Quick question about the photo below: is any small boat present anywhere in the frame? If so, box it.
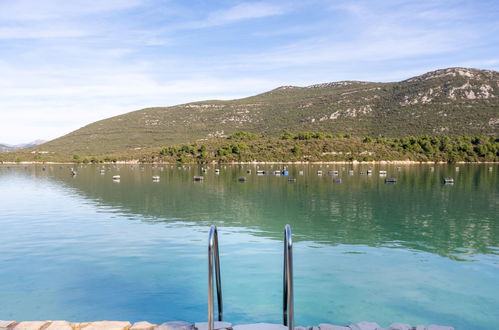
[256,170,265,175]
[488,167,493,172]
[317,170,323,176]
[288,178,297,183]
[215,169,220,174]
[238,177,247,182]
[193,176,204,181]
[273,170,281,176]
[443,177,454,184]
[282,170,289,176]
[367,169,372,175]
[333,178,342,184]
[384,178,397,183]
[299,170,304,175]
[152,176,160,181]
[112,175,121,180]
[348,170,354,175]
[246,169,252,174]
[379,170,387,176]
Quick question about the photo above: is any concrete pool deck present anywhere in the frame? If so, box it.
[0,320,454,330]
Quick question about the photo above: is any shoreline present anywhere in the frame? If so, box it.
[1,160,498,165]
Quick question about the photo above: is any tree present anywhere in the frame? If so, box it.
[291,146,301,154]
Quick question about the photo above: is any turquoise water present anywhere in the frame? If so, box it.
[0,164,497,329]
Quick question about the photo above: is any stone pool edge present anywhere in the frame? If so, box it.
[0,320,454,330]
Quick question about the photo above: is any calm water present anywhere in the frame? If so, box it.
[0,164,497,329]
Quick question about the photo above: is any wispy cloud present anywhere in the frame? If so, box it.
[0,0,143,21]
[183,2,288,29]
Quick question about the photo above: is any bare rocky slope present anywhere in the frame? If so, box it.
[30,67,499,156]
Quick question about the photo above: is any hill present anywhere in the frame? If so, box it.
[0,140,46,153]
[11,68,499,157]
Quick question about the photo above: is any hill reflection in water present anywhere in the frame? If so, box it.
[43,164,498,261]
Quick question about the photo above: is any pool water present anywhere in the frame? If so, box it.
[0,164,497,329]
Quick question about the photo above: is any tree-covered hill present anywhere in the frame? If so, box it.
[8,67,499,158]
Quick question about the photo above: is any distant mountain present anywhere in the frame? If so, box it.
[28,67,499,156]
[0,140,46,153]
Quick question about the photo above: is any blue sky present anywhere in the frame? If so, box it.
[0,0,498,144]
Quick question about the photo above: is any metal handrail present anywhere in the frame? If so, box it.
[283,224,294,330]
[208,225,223,330]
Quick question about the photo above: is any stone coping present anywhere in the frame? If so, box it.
[0,321,453,330]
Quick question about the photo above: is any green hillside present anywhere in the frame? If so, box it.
[8,67,499,158]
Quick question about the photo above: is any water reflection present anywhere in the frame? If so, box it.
[5,164,497,260]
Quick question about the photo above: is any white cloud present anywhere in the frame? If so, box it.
[0,0,143,21]
[0,26,91,39]
[184,2,287,29]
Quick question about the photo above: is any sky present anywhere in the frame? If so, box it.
[0,0,498,144]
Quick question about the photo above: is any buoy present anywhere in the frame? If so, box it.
[443,177,454,184]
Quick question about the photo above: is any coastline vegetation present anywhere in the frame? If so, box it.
[1,132,497,164]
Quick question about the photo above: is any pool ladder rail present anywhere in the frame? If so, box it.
[207,224,295,330]
[208,225,223,330]
[283,224,294,330]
